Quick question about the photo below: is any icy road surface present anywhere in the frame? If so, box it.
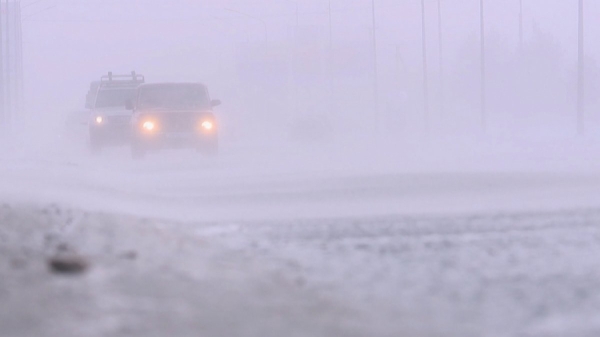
[2,130,600,336]
[2,131,600,222]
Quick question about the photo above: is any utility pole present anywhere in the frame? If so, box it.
[328,0,334,117]
[19,1,22,116]
[519,0,523,51]
[0,0,4,127]
[577,0,584,135]
[292,1,298,115]
[15,0,21,117]
[395,44,399,76]
[437,0,443,115]
[5,0,10,126]
[480,0,486,131]
[421,0,429,131]
[371,0,378,126]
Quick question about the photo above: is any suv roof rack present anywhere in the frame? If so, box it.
[99,71,145,88]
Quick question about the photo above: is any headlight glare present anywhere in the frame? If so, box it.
[142,121,155,131]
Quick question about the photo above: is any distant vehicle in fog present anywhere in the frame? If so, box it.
[127,82,221,159]
[88,72,145,153]
[85,81,100,110]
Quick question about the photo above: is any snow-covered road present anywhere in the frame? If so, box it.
[2,130,600,336]
[3,131,600,222]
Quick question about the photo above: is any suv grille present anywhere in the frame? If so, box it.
[161,114,195,132]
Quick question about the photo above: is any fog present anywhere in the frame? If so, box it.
[2,0,600,217]
[6,2,600,336]
[19,0,600,137]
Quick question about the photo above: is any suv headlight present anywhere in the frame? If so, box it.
[142,121,156,131]
[201,120,214,131]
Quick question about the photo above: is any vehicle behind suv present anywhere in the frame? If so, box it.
[88,72,144,153]
[128,82,221,159]
[85,81,100,109]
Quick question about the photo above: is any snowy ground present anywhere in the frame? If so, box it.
[2,204,600,336]
[215,210,600,337]
[2,123,600,336]
[0,205,368,337]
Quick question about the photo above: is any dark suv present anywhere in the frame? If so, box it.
[127,83,221,159]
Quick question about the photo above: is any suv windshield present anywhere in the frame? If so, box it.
[94,88,136,108]
[138,84,209,110]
